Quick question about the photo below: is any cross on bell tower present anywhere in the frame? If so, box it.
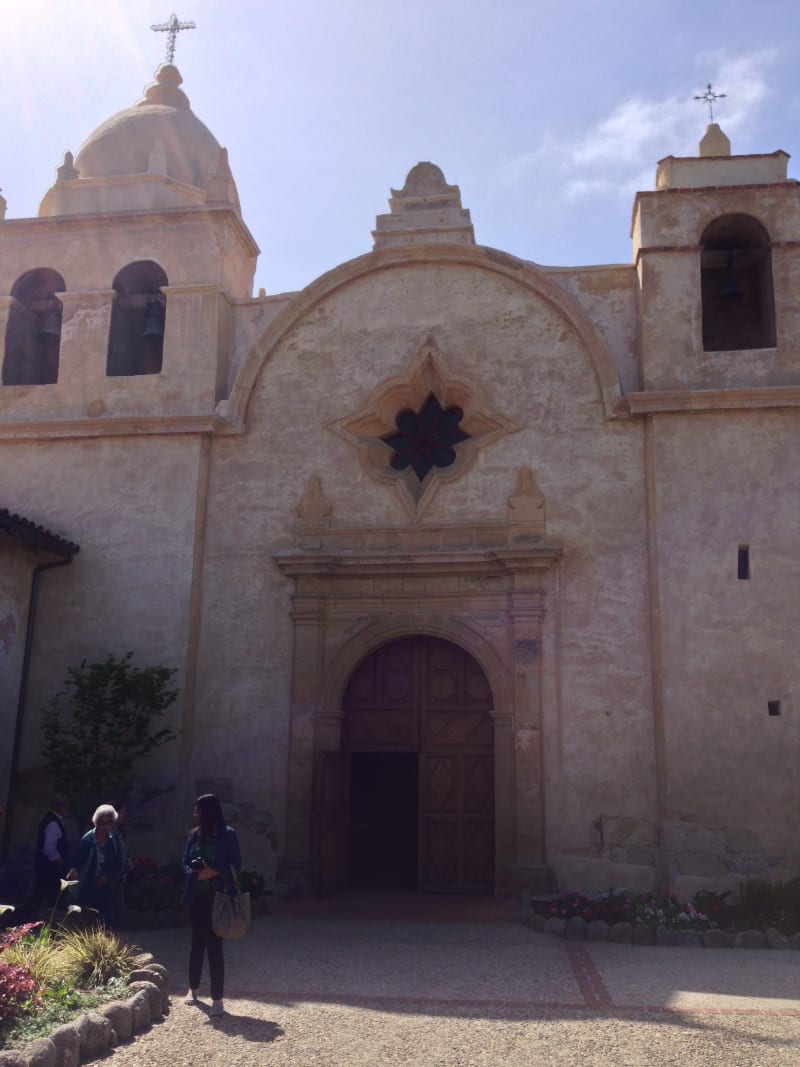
[694,82,727,124]
[151,13,196,64]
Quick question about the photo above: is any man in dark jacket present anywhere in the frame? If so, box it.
[29,794,71,912]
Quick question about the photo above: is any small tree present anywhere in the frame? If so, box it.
[41,653,179,824]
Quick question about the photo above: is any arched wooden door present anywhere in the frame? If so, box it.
[316,635,495,894]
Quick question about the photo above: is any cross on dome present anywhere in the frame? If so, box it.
[151,13,196,64]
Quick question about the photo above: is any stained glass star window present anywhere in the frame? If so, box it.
[381,392,470,482]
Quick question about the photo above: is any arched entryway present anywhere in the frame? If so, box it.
[313,635,495,895]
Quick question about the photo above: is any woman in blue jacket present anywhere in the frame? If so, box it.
[181,793,241,1017]
[67,804,124,927]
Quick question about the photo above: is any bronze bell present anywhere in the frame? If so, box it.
[720,254,743,302]
[37,299,62,339]
[142,295,165,338]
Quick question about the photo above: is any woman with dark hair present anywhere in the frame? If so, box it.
[181,794,241,1016]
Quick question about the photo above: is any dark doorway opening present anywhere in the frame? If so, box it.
[348,753,418,890]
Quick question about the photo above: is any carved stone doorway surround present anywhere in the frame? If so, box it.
[275,472,562,896]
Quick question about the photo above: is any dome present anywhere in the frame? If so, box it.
[39,65,240,217]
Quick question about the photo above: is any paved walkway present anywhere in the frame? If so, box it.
[103,892,800,1066]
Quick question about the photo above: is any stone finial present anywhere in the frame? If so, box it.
[373,161,475,250]
[0,188,6,220]
[205,147,235,204]
[138,64,191,109]
[699,123,731,158]
[295,476,331,531]
[507,468,545,532]
[56,151,80,182]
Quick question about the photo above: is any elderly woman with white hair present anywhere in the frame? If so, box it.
[66,804,124,926]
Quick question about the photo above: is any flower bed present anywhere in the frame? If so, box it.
[528,880,800,947]
[0,887,164,1057]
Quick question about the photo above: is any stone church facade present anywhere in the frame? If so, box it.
[1,66,798,900]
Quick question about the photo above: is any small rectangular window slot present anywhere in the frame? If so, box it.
[767,701,781,717]
[737,545,750,580]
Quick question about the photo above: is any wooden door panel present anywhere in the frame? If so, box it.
[342,636,495,895]
[419,818,459,889]
[311,752,350,896]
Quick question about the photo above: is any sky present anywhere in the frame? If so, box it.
[2,0,800,296]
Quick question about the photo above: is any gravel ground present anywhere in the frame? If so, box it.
[98,912,800,1067]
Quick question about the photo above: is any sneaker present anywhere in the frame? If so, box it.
[183,990,199,1005]
[209,999,225,1017]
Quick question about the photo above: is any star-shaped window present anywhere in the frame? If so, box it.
[381,393,470,482]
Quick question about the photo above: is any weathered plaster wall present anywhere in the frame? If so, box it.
[0,436,202,856]
[0,543,36,813]
[636,184,800,391]
[651,410,800,897]
[0,212,255,301]
[194,258,654,887]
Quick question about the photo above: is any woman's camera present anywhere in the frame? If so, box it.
[189,857,205,872]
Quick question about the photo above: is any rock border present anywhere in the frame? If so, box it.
[525,911,800,949]
[0,956,169,1067]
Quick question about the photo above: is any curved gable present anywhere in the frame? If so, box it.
[222,244,626,426]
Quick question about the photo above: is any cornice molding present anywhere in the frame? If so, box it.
[0,411,243,441]
[626,385,800,415]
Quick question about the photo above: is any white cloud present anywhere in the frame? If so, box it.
[498,49,777,205]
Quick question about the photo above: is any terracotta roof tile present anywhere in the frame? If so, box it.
[0,508,80,557]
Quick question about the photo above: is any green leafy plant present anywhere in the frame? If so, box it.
[238,869,268,900]
[41,653,179,823]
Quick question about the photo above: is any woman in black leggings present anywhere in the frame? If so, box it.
[180,794,241,1016]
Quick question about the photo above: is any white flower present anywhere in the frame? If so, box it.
[0,904,15,914]
[66,904,82,914]
[59,879,79,891]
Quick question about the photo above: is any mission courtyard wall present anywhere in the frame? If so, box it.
[2,436,202,856]
[649,410,800,897]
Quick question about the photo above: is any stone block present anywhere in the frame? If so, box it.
[633,923,655,945]
[48,1023,80,1067]
[0,1050,26,1067]
[586,920,610,942]
[674,929,703,947]
[100,1001,133,1042]
[677,853,728,877]
[565,916,587,941]
[127,980,163,1018]
[609,846,655,866]
[128,967,167,990]
[727,852,770,875]
[702,929,733,949]
[734,930,766,949]
[544,917,566,937]
[601,817,657,847]
[21,1041,55,1067]
[610,922,633,944]
[765,927,790,950]
[724,828,763,852]
[661,820,724,856]
[656,926,675,946]
[128,989,152,1032]
[75,1011,113,1059]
